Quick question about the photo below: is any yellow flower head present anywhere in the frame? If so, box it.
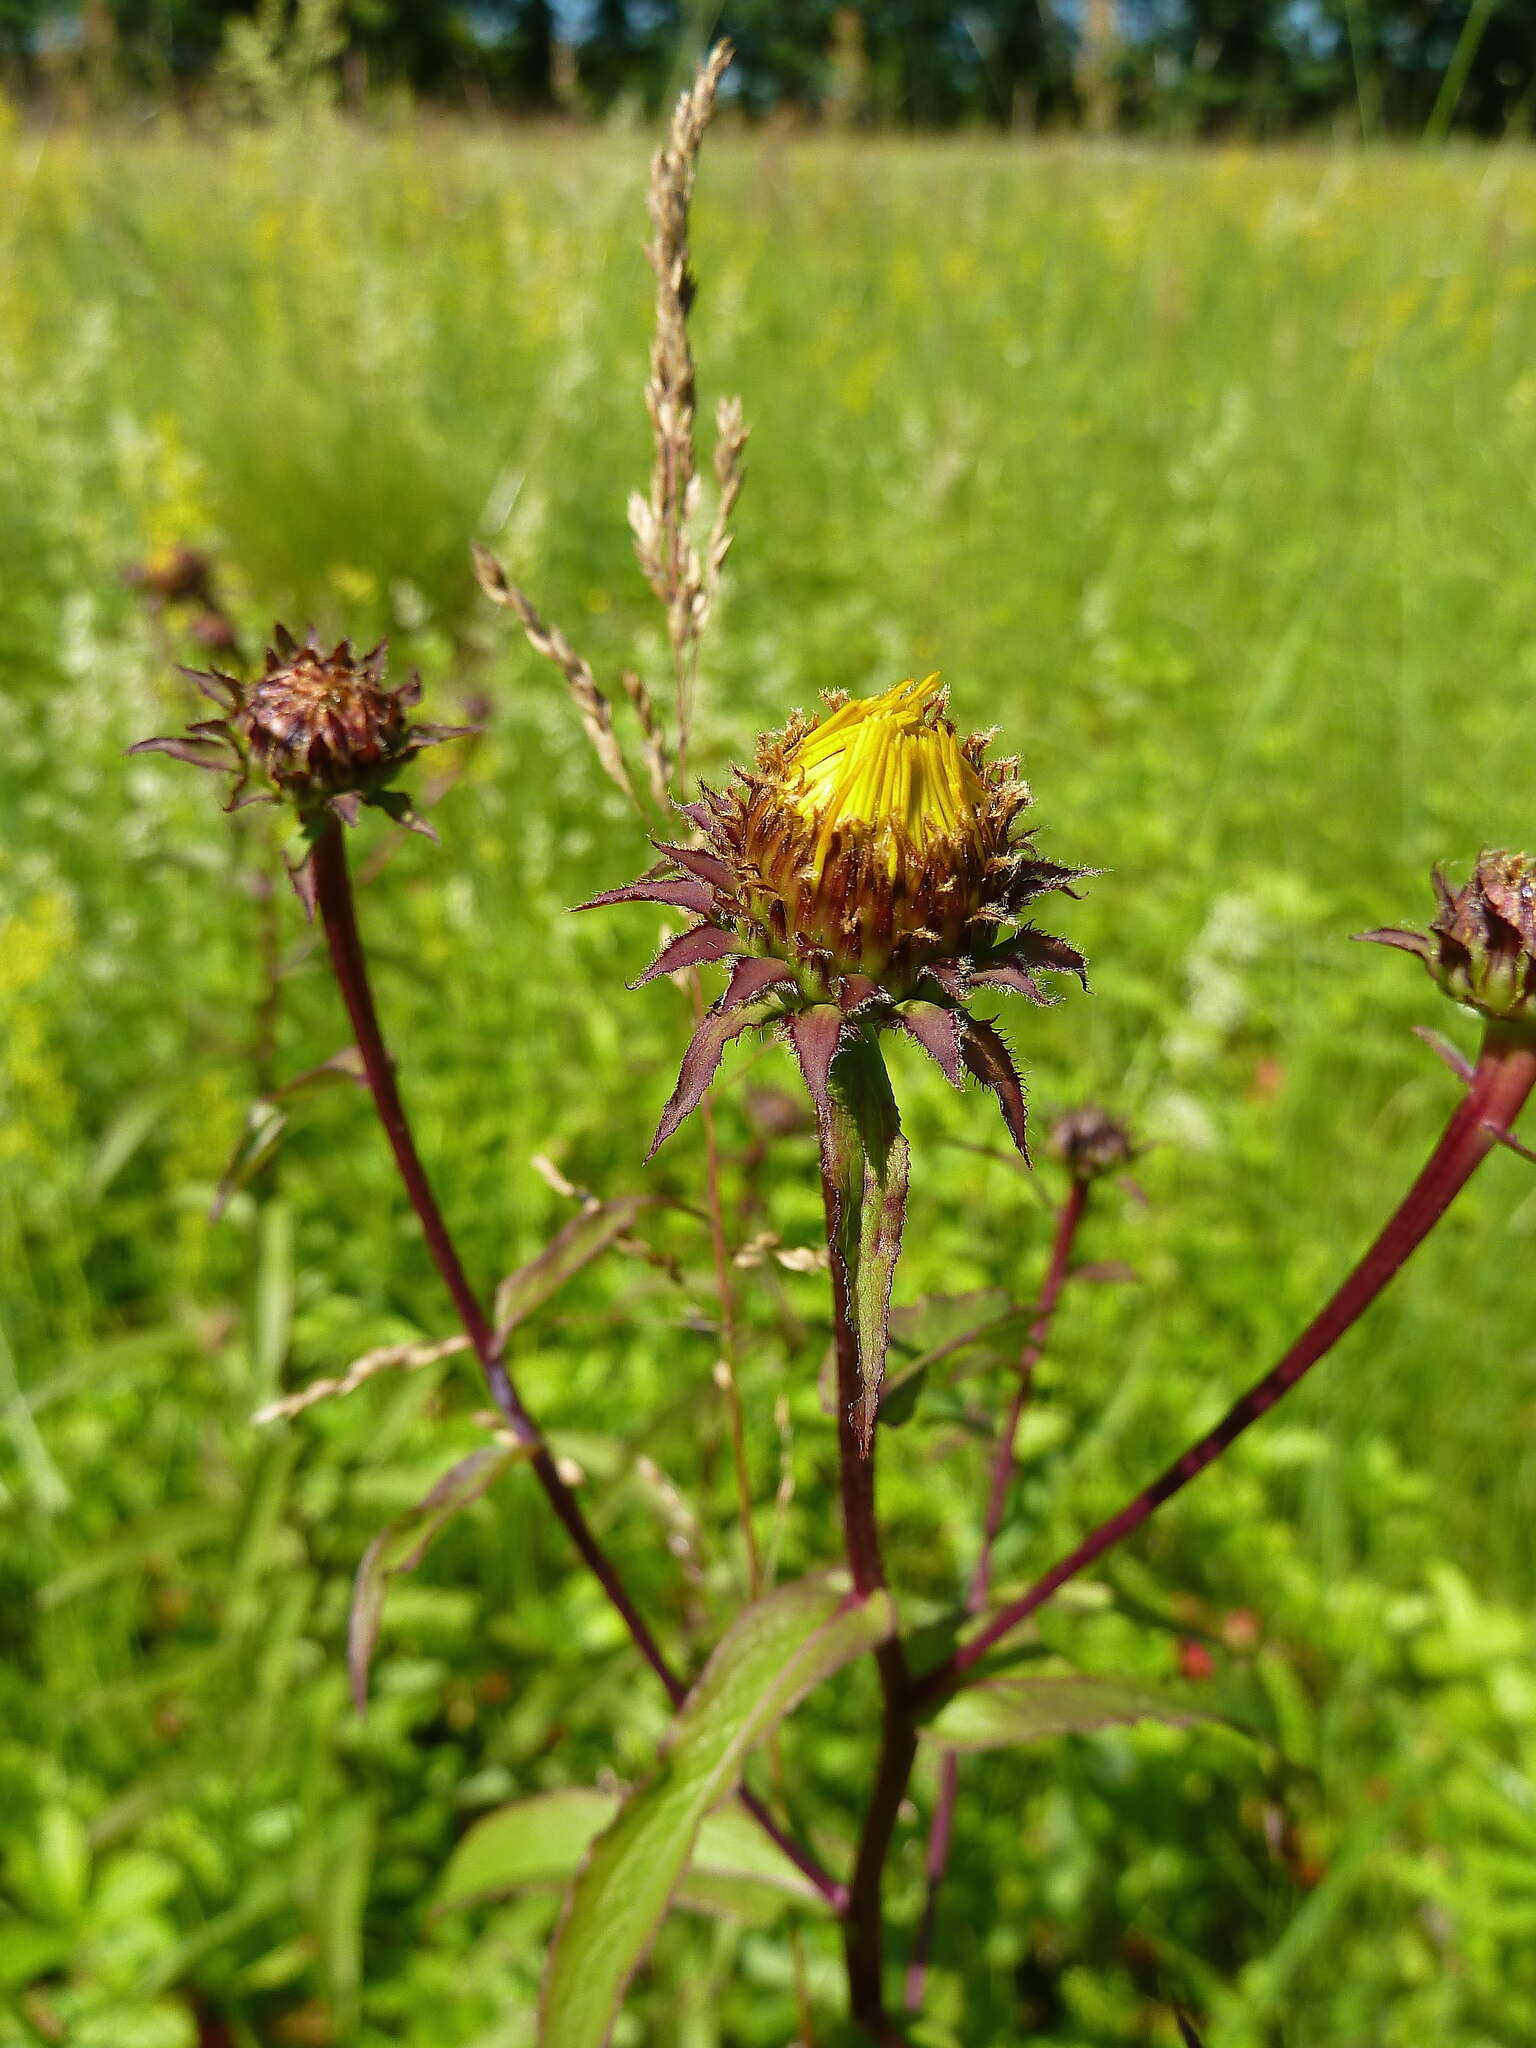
[784,675,986,877]
[585,676,1088,1162]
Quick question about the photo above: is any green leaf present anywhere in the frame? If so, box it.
[433,1788,828,1922]
[211,1050,365,1222]
[435,1789,616,1907]
[922,1673,1226,1751]
[493,1195,665,1343]
[825,1034,910,1453]
[540,1572,893,2048]
[348,1442,532,1710]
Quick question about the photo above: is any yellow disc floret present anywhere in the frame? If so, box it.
[785,675,987,877]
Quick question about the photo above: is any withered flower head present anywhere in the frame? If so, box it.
[583,675,1087,1157]
[1048,1105,1136,1182]
[1358,851,1536,1034]
[132,624,471,838]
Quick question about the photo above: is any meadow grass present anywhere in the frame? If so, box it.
[4,113,1536,2044]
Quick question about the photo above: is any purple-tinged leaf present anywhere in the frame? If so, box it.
[1486,1121,1536,1167]
[1011,856,1087,897]
[287,849,319,922]
[717,956,797,1013]
[175,664,241,711]
[836,974,884,1015]
[575,876,716,917]
[787,1006,846,1130]
[962,1017,1030,1159]
[129,733,236,772]
[1412,1024,1475,1084]
[331,791,364,827]
[1072,1259,1140,1286]
[368,787,440,841]
[1352,926,1432,959]
[1008,928,1090,988]
[894,1001,966,1084]
[969,959,1048,1004]
[493,1194,666,1343]
[349,1442,532,1711]
[412,720,480,745]
[923,960,969,1003]
[649,1003,774,1157]
[630,923,738,989]
[652,842,736,893]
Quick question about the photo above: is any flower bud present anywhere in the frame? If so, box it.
[1048,1105,1136,1182]
[133,624,471,833]
[1358,852,1536,1034]
[585,676,1089,1158]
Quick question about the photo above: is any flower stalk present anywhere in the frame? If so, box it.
[821,1063,914,2041]
[915,1022,1536,1714]
[307,818,844,1911]
[906,1166,1093,2013]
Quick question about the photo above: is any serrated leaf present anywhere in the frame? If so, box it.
[349,1443,532,1710]
[493,1195,665,1343]
[540,1573,893,2048]
[922,1673,1225,1751]
[822,1036,909,1452]
[433,1789,826,1921]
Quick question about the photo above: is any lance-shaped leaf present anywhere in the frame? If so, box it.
[493,1194,665,1344]
[648,1001,776,1157]
[823,1034,910,1454]
[961,1015,1030,1158]
[433,1787,827,1923]
[629,923,739,989]
[921,1673,1227,1752]
[540,1572,895,2048]
[575,874,717,917]
[349,1443,532,1711]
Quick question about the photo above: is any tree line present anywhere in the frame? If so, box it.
[3,1,1532,138]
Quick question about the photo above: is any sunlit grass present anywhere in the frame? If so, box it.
[4,119,1536,2043]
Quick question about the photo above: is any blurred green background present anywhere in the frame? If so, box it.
[5,103,1536,2047]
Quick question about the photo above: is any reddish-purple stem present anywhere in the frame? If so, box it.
[909,1179,1089,2007]
[915,1029,1536,1715]
[971,1177,1089,1615]
[906,1174,1091,2012]
[822,1148,913,2040]
[308,821,844,1912]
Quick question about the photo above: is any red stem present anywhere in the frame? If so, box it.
[822,1151,913,2039]
[971,1177,1089,1615]
[906,1174,1091,2012]
[308,821,844,1911]
[915,1029,1536,1713]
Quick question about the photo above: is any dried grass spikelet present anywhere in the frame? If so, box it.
[475,42,742,816]
[471,546,638,807]
[584,674,1088,1159]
